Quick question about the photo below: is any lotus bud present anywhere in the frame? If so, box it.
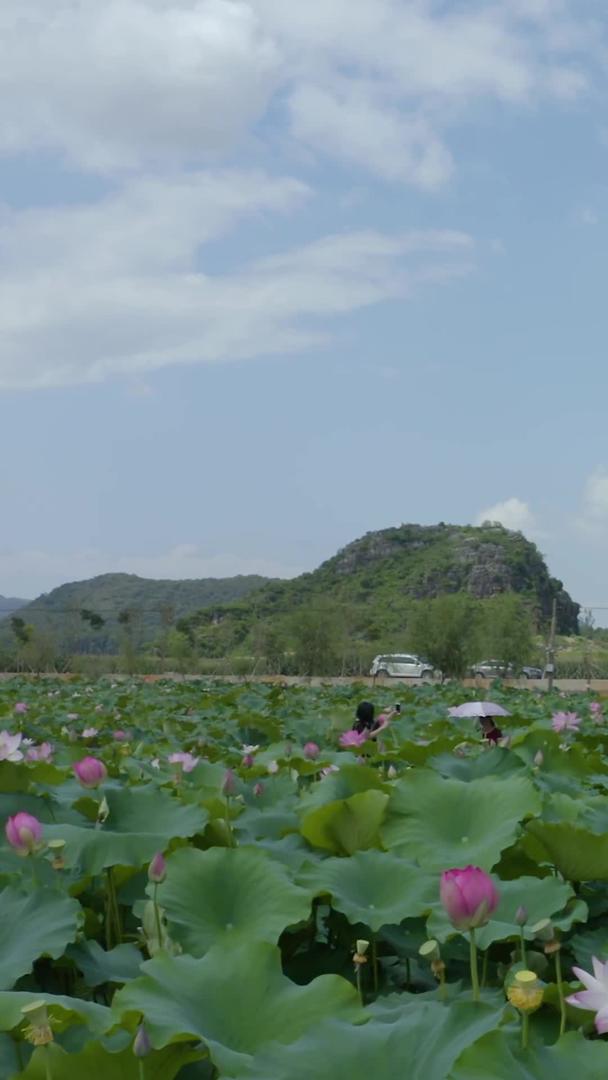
[267,761,279,775]
[387,765,397,779]
[47,838,66,870]
[148,852,167,884]
[253,782,264,797]
[303,742,320,760]
[5,812,43,856]
[14,702,28,715]
[440,866,499,930]
[133,1023,152,1058]
[242,754,255,768]
[222,769,237,797]
[533,750,544,767]
[284,743,293,758]
[515,906,528,927]
[354,939,370,965]
[73,756,107,789]
[21,1001,53,1046]
[97,796,110,825]
[506,970,544,1013]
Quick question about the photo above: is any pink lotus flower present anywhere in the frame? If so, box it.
[148,852,167,884]
[267,760,279,775]
[0,731,23,762]
[26,742,53,763]
[303,742,320,760]
[168,751,199,773]
[67,713,79,721]
[113,730,128,742]
[440,866,499,930]
[13,703,28,715]
[73,756,107,789]
[551,711,581,733]
[339,729,367,748]
[567,957,608,1033]
[81,727,98,739]
[590,702,604,723]
[6,812,42,855]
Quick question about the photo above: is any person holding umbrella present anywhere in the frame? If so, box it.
[448,701,510,745]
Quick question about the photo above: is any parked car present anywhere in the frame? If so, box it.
[471,659,516,679]
[370,654,435,679]
[521,666,544,680]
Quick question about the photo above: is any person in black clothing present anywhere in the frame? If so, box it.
[479,716,503,744]
[354,701,394,738]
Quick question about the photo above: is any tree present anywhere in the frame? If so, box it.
[409,595,480,679]
[477,593,535,670]
[290,603,342,676]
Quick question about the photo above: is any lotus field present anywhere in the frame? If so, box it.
[2,680,608,1077]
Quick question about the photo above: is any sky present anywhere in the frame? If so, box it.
[1,0,608,620]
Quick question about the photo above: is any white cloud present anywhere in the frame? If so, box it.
[578,468,608,522]
[475,497,538,535]
[0,545,304,599]
[0,175,473,389]
[0,0,595,179]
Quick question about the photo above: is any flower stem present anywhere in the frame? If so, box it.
[521,1010,529,1051]
[153,883,163,952]
[355,964,365,1007]
[44,1045,53,1080]
[469,928,480,1002]
[555,948,566,1037]
[372,935,379,995]
[519,928,527,968]
[225,796,234,847]
[138,1061,145,1080]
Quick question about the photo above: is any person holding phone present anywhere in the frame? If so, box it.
[353,701,397,739]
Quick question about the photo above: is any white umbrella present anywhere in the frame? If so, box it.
[448,701,510,719]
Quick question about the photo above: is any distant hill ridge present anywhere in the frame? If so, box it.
[0,596,29,617]
[2,572,272,652]
[179,522,580,647]
[1,524,580,655]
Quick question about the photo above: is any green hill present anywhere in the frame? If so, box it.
[178,523,579,655]
[4,573,272,654]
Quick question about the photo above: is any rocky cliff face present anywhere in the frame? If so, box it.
[325,523,579,633]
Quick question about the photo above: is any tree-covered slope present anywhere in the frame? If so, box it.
[5,573,272,653]
[179,523,579,653]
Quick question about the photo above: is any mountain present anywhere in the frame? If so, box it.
[4,573,272,653]
[0,596,29,618]
[179,523,580,650]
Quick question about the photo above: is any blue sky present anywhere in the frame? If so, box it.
[1,0,608,620]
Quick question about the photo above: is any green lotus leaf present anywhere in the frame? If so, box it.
[427,875,583,948]
[300,790,389,856]
[153,846,312,954]
[298,850,436,930]
[44,785,207,875]
[14,1040,204,1079]
[298,765,387,812]
[382,772,541,871]
[0,990,110,1035]
[525,820,608,881]
[66,940,143,987]
[113,940,360,1075]
[450,1028,608,1078]
[0,886,81,989]
[239,998,505,1080]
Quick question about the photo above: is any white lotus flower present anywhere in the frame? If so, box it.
[567,957,608,1033]
[0,731,23,762]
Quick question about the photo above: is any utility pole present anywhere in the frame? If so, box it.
[545,598,557,692]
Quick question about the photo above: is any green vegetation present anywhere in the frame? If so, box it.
[0,677,605,1074]
[0,524,580,674]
